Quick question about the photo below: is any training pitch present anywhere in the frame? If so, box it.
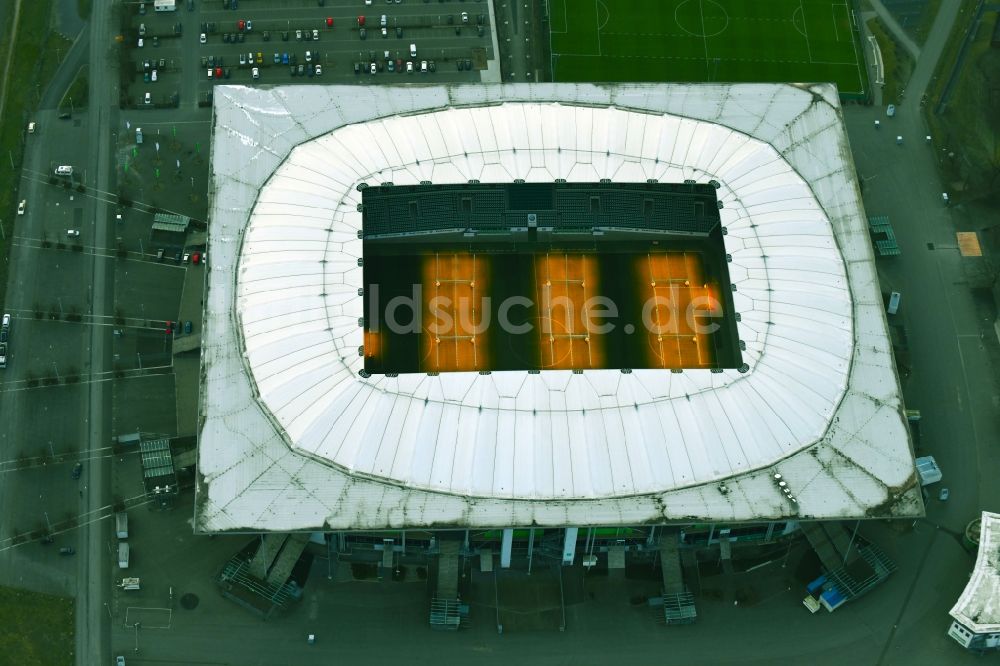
[549,0,868,95]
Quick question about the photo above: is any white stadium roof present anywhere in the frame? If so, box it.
[950,512,1000,634]
[196,83,923,532]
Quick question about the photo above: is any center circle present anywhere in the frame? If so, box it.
[674,0,730,38]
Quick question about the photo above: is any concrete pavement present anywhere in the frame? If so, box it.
[870,0,922,60]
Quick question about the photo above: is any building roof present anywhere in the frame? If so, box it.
[196,83,923,532]
[951,511,1000,634]
[152,212,190,233]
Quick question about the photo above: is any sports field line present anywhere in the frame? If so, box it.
[797,0,814,63]
[698,0,711,79]
[550,0,568,34]
[551,51,853,67]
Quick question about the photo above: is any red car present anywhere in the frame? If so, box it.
[214,67,223,78]
[165,320,174,334]
[237,19,245,31]
[357,15,365,27]
[192,252,201,264]
[326,17,333,27]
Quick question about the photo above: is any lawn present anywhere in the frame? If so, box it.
[0,585,74,665]
[549,0,868,94]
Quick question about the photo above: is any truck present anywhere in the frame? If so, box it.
[0,343,7,368]
[118,542,130,569]
[116,512,129,539]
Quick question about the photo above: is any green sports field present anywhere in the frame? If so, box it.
[549,0,868,95]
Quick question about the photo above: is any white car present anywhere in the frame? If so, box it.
[183,252,191,262]
[199,33,206,43]
[420,60,427,72]
[66,229,80,237]
[27,121,36,134]
[207,68,213,78]
[138,37,144,48]
[55,165,73,176]
[1,314,10,328]
[295,29,302,40]
[17,200,25,215]
[461,11,468,23]
[144,92,151,105]
[252,66,259,79]
[239,53,246,65]
[409,42,416,57]
[314,64,322,76]
[305,50,312,62]
[365,0,371,4]
[370,62,376,74]
[406,60,413,73]
[312,29,319,40]
[886,104,896,117]
[151,69,157,82]
[381,27,387,37]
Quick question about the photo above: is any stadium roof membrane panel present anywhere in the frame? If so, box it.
[197,83,923,532]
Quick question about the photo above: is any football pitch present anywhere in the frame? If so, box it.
[549,0,868,95]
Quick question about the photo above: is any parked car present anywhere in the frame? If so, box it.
[60,547,75,556]
[17,200,25,215]
[72,463,83,479]
[263,30,270,41]
[144,91,152,104]
[296,29,303,40]
[396,26,402,38]
[151,69,158,82]
[360,27,366,39]
[192,252,201,264]
[281,30,289,41]
[252,66,260,79]
[314,64,322,76]
[246,19,253,31]
[165,320,173,334]
[273,52,280,64]
[237,19,245,31]
[239,53,246,65]
[326,17,333,27]
[282,52,289,64]
[312,29,319,40]
[184,321,193,334]
[183,252,190,262]
[371,62,377,74]
[66,229,80,237]
[428,60,435,72]
[354,62,360,75]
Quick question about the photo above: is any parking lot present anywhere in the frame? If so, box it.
[124,0,498,109]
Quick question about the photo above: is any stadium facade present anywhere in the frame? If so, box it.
[196,83,923,537]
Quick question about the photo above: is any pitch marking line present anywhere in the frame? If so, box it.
[550,0,569,34]
[832,3,840,41]
[699,0,711,79]
[797,1,813,63]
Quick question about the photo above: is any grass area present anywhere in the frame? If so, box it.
[0,585,74,665]
[0,0,63,310]
[549,0,868,95]
[59,65,89,112]
[866,17,914,105]
[923,0,997,199]
[911,0,941,46]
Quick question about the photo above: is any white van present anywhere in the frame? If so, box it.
[116,512,129,539]
[380,14,386,26]
[118,542,130,569]
[55,165,73,176]
[887,291,901,315]
[409,42,416,57]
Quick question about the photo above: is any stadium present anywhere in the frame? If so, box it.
[196,83,921,617]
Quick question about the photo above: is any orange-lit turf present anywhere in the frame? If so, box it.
[534,253,603,370]
[420,253,489,372]
[638,252,718,369]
